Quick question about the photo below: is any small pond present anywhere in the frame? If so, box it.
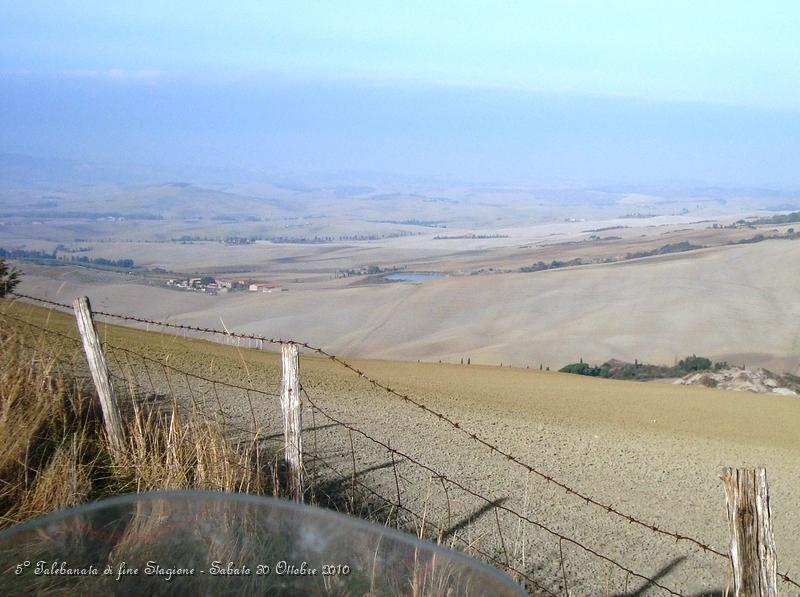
[383,272,447,282]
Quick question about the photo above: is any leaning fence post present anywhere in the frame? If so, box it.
[73,296,125,456]
[281,343,303,502]
[721,467,778,597]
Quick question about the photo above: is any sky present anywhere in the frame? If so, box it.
[2,1,800,186]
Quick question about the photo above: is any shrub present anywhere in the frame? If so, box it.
[678,355,712,372]
[559,363,611,378]
[0,258,20,298]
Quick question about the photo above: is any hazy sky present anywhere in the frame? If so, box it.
[2,2,799,185]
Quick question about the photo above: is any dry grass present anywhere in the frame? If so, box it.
[0,336,102,524]
[0,329,280,529]
[119,396,268,495]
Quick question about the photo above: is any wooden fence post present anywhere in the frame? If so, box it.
[281,343,303,502]
[73,297,126,456]
[721,467,778,597]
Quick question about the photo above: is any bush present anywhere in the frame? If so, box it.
[559,363,591,375]
[678,355,712,372]
[0,258,20,298]
[559,363,610,378]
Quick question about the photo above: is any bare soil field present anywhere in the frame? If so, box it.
[16,236,800,374]
[5,301,799,595]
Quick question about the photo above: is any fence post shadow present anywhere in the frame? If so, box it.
[440,497,510,543]
[610,557,727,597]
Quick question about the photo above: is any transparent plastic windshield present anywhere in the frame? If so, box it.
[0,491,525,596]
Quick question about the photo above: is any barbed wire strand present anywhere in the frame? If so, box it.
[300,385,684,596]
[305,443,560,597]
[0,312,273,442]
[0,308,280,398]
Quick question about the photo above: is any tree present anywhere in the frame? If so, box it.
[559,362,612,378]
[0,258,21,298]
[678,354,712,372]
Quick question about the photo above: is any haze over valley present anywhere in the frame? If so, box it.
[5,169,800,375]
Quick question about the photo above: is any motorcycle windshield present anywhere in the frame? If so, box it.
[0,490,525,596]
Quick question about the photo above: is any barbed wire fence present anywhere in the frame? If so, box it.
[0,310,278,443]
[2,306,568,594]
[4,292,799,594]
[1,308,675,595]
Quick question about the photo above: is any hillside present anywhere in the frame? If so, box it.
[3,299,800,595]
[16,237,800,374]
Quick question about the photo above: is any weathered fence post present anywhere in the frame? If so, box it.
[721,467,778,597]
[281,343,303,502]
[73,296,125,456]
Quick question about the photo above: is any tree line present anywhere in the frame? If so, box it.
[0,247,135,270]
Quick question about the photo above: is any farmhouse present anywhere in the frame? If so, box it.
[249,283,283,293]
[166,277,221,292]
[217,279,247,290]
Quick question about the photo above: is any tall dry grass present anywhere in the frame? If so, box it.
[0,335,102,524]
[0,331,277,529]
